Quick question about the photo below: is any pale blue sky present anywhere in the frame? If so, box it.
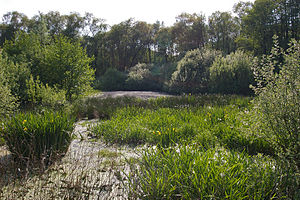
[0,0,255,26]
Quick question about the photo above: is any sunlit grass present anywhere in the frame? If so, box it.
[98,149,120,158]
[127,146,287,199]
[1,111,75,166]
[91,95,272,155]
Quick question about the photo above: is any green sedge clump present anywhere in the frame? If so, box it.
[1,111,75,165]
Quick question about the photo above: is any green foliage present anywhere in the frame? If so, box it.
[0,136,5,146]
[170,48,222,94]
[97,68,127,91]
[208,11,239,54]
[2,32,43,103]
[2,31,42,65]
[236,0,299,55]
[0,80,17,118]
[209,50,254,95]
[3,32,95,102]
[1,45,68,110]
[126,63,163,91]
[0,50,31,105]
[127,63,152,81]
[1,111,75,165]
[172,13,207,54]
[128,146,287,199]
[25,75,66,109]
[251,38,300,170]
[40,35,95,100]
[0,54,18,117]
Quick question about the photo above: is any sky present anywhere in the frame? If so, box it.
[0,0,255,26]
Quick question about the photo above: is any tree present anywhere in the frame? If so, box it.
[29,13,51,45]
[275,0,300,49]
[3,31,44,80]
[103,19,133,71]
[81,14,107,75]
[209,50,254,94]
[62,12,85,38]
[170,47,221,93]
[154,27,175,63]
[236,0,300,55]
[233,1,253,19]
[82,12,107,37]
[3,32,94,101]
[208,11,240,54]
[0,11,30,46]
[238,0,278,54]
[43,11,66,36]
[172,13,207,56]
[41,35,94,100]
[95,19,154,72]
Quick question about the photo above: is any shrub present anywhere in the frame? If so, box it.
[126,63,162,91]
[0,51,30,107]
[127,63,152,82]
[0,54,20,117]
[98,68,127,91]
[0,82,17,118]
[3,33,95,101]
[251,38,300,171]
[26,75,66,109]
[209,50,254,95]
[1,111,75,165]
[170,48,221,94]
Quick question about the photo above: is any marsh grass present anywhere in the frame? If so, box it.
[127,146,288,199]
[91,96,272,155]
[1,111,75,166]
[72,94,251,120]
[1,94,298,199]
[98,149,121,159]
[88,95,298,198]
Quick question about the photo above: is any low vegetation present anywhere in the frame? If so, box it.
[1,111,75,166]
[0,2,299,198]
[84,94,297,199]
[128,146,288,199]
[91,96,258,149]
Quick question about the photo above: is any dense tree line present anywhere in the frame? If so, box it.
[0,0,299,99]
